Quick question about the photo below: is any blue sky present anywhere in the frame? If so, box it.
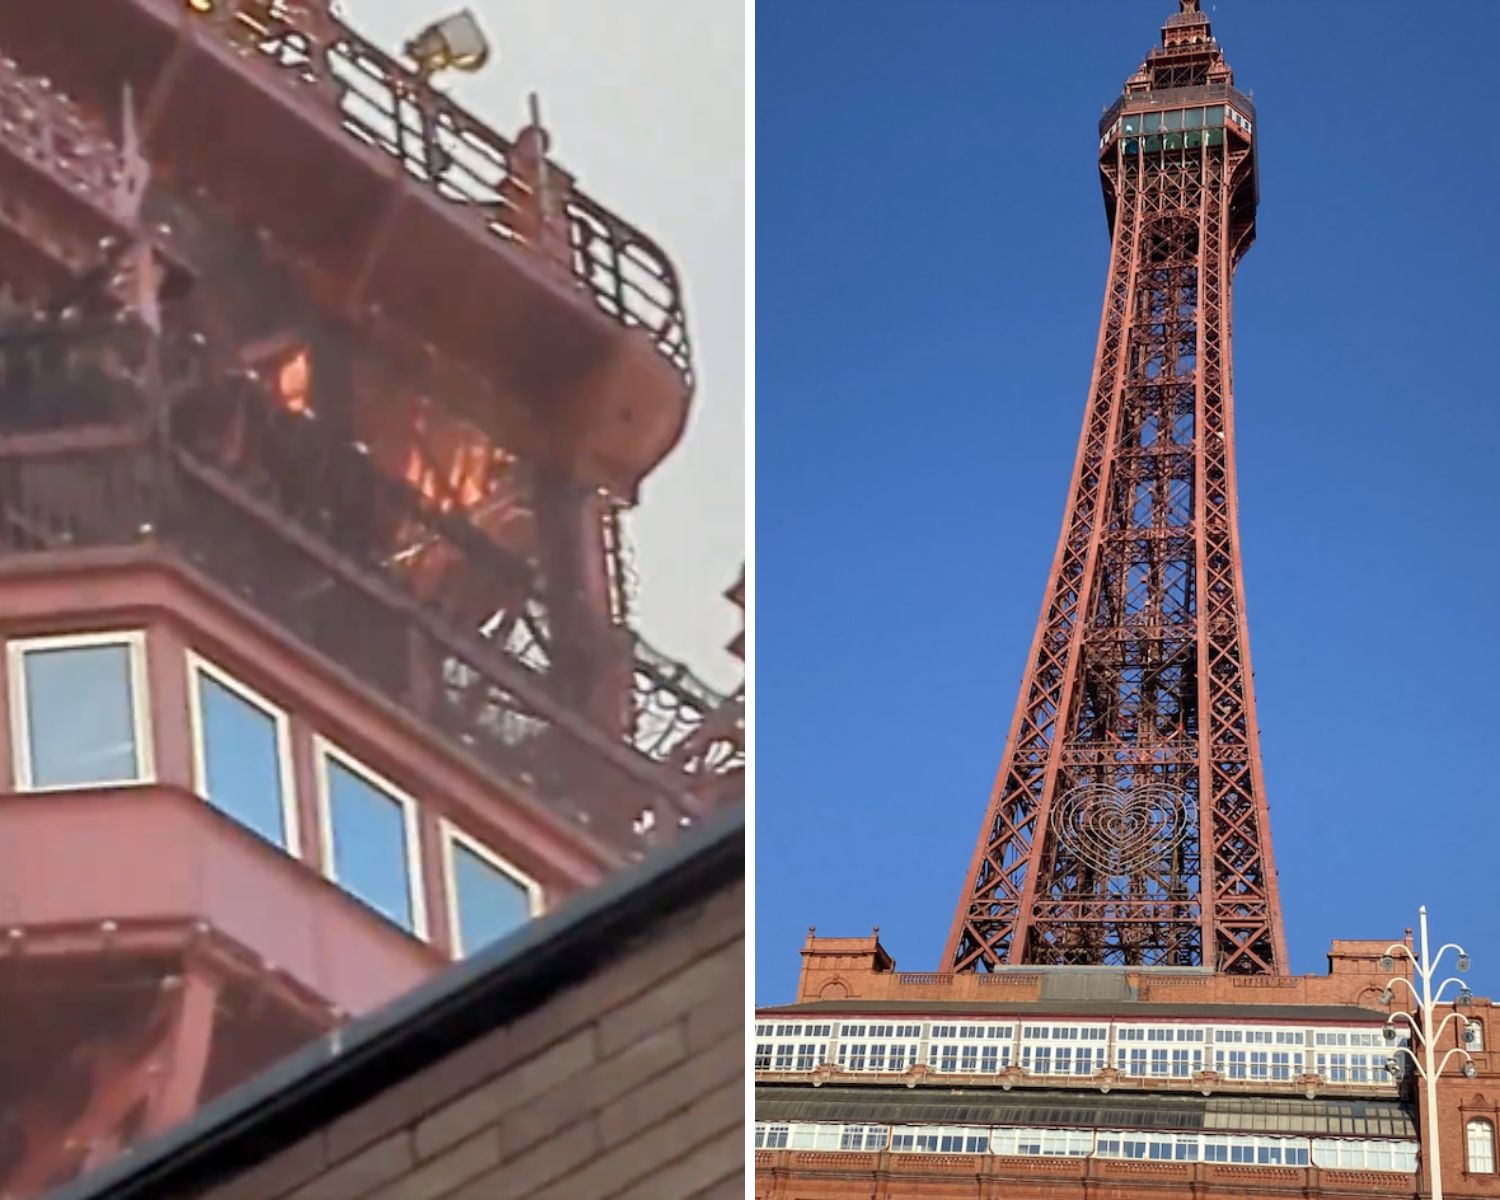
[756,1,1500,1005]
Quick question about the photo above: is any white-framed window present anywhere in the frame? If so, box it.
[838,1022,922,1073]
[1021,1023,1107,1077]
[186,652,298,854]
[749,1123,1414,1173]
[1116,1025,1206,1078]
[755,1022,833,1073]
[992,1128,1092,1158]
[1212,1025,1312,1080]
[1314,1051,1392,1085]
[7,631,154,790]
[889,1126,990,1155]
[838,1126,889,1152]
[314,738,426,938]
[1311,1138,1418,1173]
[1469,1119,1496,1174]
[926,1022,1014,1074]
[440,819,543,958]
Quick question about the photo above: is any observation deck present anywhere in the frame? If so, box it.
[0,0,694,497]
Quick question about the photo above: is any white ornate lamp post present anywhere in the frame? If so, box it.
[1381,906,1480,1200]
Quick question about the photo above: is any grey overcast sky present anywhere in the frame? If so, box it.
[342,0,746,692]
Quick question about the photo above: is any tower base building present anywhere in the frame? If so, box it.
[755,932,1500,1199]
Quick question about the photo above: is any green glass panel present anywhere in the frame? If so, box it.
[1163,109,1183,131]
[1185,108,1204,130]
[1205,128,1224,147]
[1125,138,1139,154]
[1165,132,1183,151]
[1123,115,1140,134]
[1185,130,1202,149]
[1145,135,1161,152]
[1143,112,1161,133]
[1207,105,1225,126]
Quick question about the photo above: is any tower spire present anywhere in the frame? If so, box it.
[945,7,1281,975]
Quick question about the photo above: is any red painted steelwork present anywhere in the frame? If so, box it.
[946,3,1286,975]
[0,1,739,1190]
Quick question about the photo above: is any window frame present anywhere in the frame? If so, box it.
[7,630,155,791]
[186,651,300,856]
[1469,1118,1496,1175]
[314,737,428,940]
[439,818,544,959]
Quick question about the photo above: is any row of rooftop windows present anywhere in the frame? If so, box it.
[4,631,540,957]
[753,1123,1420,1174]
[755,1020,1418,1085]
[1099,105,1252,153]
[758,1020,1403,1046]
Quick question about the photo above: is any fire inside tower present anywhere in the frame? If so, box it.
[756,6,1499,1199]
[946,0,1282,977]
[0,0,743,1194]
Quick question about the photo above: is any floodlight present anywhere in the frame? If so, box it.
[406,10,491,79]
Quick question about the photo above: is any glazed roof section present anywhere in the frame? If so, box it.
[755,1085,1417,1140]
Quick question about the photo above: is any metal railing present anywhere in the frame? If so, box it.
[180,0,692,382]
[0,319,730,853]
[0,53,142,224]
[631,638,745,789]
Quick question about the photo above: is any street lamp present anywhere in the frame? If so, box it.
[1382,906,1479,1200]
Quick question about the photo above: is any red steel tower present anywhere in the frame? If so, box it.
[0,0,741,1192]
[946,0,1285,976]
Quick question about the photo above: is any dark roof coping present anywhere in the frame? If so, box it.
[55,807,745,1200]
[758,1000,1387,1022]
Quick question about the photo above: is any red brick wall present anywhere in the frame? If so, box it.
[753,1153,1424,1199]
[203,879,743,1200]
[790,932,1408,1010]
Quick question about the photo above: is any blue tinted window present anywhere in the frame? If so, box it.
[325,757,415,931]
[1163,109,1183,131]
[197,671,288,848]
[1143,112,1161,133]
[1185,108,1204,130]
[452,840,533,955]
[23,642,140,787]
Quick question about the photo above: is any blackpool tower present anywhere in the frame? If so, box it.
[945,0,1286,976]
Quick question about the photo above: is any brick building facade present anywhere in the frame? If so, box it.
[753,930,1500,1198]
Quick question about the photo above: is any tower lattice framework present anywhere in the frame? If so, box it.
[946,0,1287,975]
